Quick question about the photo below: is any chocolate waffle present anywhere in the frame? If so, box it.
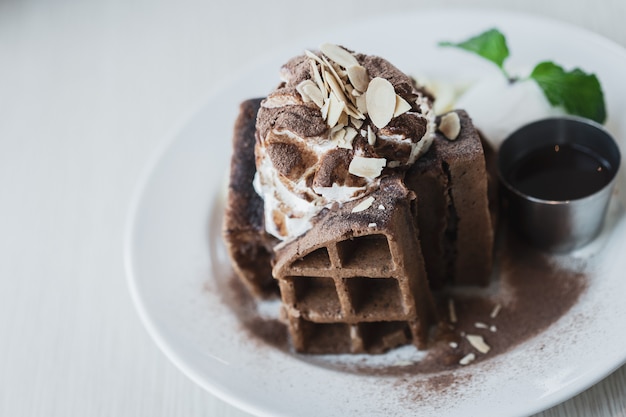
[272,176,437,354]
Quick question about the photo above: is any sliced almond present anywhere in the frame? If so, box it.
[490,303,502,319]
[326,93,345,128]
[296,80,324,108]
[367,125,376,146]
[351,117,364,129]
[393,95,412,117]
[366,77,396,129]
[448,298,457,324]
[310,60,327,96]
[347,65,369,92]
[344,126,358,144]
[320,43,359,68]
[336,67,348,79]
[331,126,346,142]
[356,92,368,115]
[344,85,360,109]
[439,112,461,140]
[344,83,354,98]
[322,56,345,90]
[304,49,325,66]
[459,353,476,366]
[351,196,375,213]
[330,123,345,135]
[320,99,329,120]
[335,129,353,150]
[296,82,312,103]
[337,109,349,127]
[343,103,364,120]
[348,156,386,179]
[305,84,325,108]
[466,334,491,354]
[324,69,349,105]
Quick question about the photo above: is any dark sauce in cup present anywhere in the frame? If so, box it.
[507,143,613,201]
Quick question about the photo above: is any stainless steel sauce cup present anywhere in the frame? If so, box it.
[498,117,621,252]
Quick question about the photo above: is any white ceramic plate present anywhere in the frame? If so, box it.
[125,10,626,417]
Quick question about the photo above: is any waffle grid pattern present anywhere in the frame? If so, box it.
[275,207,433,354]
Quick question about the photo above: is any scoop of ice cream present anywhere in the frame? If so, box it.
[254,44,436,241]
[455,75,565,148]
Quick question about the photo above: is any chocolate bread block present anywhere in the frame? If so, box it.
[223,98,279,298]
[405,110,494,288]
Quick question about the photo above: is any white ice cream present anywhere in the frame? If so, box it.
[454,75,565,148]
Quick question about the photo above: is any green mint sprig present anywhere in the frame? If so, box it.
[439,29,511,78]
[439,28,607,124]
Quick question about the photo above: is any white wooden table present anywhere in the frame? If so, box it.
[2,0,625,415]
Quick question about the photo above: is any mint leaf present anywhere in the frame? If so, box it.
[530,61,606,123]
[439,28,509,69]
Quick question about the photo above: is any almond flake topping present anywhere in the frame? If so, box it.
[318,98,328,118]
[324,69,350,105]
[303,45,415,137]
[348,156,386,179]
[355,93,368,115]
[326,94,345,128]
[466,334,491,354]
[439,111,461,140]
[366,77,396,129]
[351,117,364,129]
[459,353,476,366]
[304,49,325,65]
[297,44,433,183]
[351,196,375,213]
[310,60,326,93]
[296,80,325,108]
[394,95,412,118]
[367,125,376,146]
[335,129,354,150]
[331,127,346,144]
[490,303,502,319]
[320,43,359,69]
[346,65,370,92]
[344,126,358,144]
[448,299,457,323]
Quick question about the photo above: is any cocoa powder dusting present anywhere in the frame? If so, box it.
[217,226,588,388]
[216,268,289,352]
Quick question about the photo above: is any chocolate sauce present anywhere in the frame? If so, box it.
[506,143,612,201]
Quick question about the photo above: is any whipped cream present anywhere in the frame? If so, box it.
[254,45,436,241]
